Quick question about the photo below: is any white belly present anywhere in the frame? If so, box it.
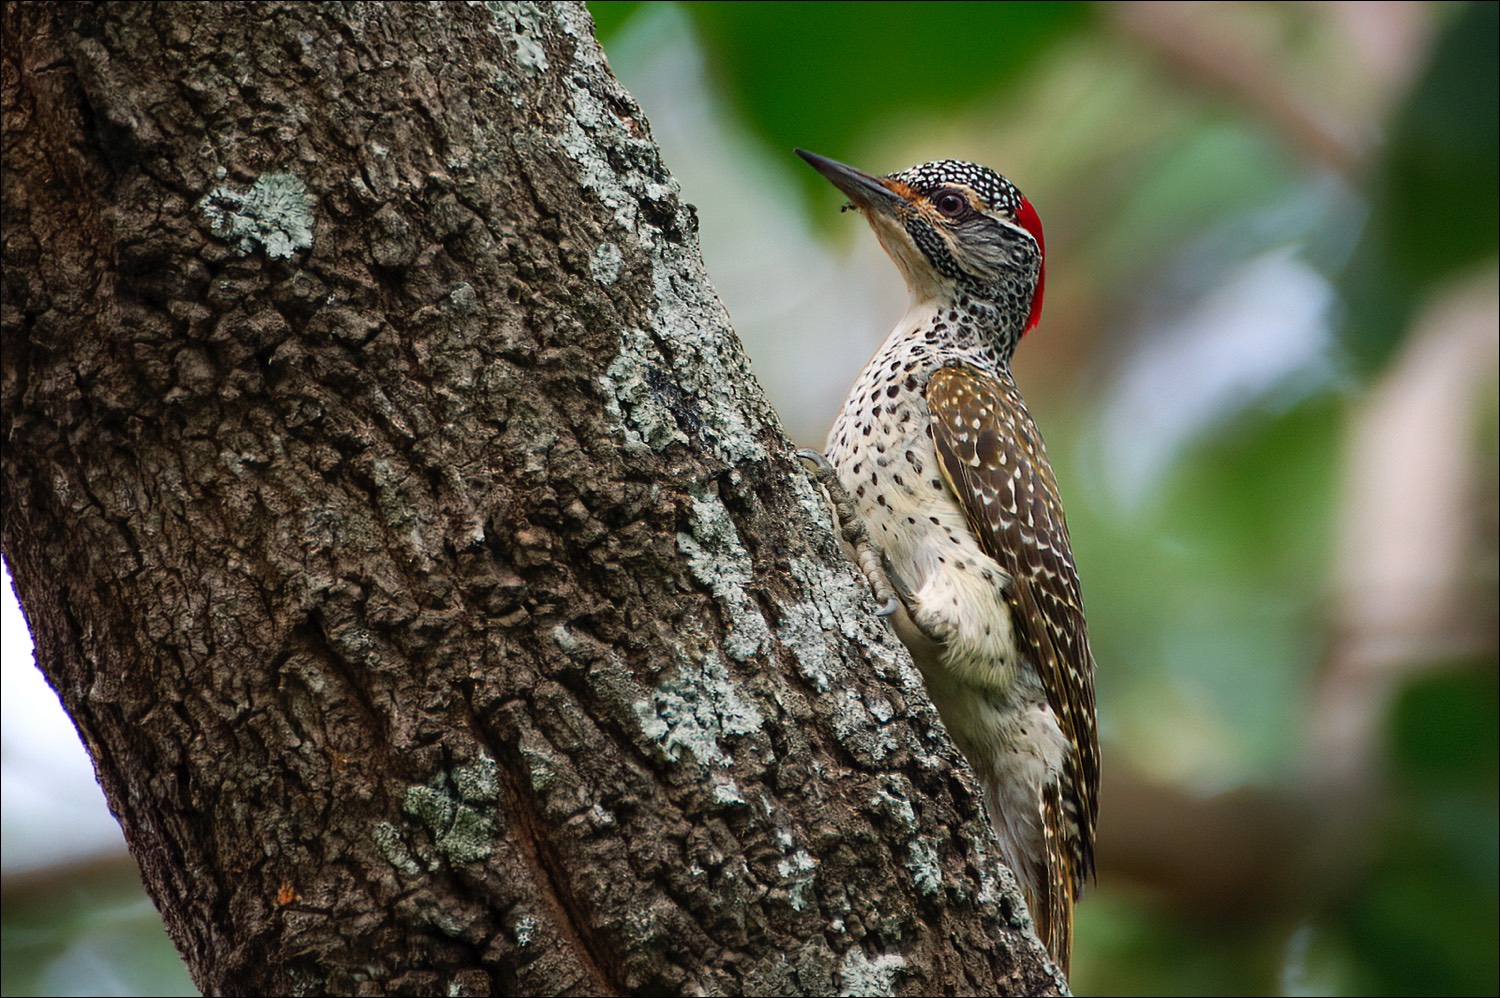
[825,357,1022,695]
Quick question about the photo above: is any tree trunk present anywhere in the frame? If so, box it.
[0,3,1063,994]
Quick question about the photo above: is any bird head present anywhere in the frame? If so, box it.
[798,150,1045,336]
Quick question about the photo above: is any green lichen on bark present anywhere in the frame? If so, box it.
[197,171,315,259]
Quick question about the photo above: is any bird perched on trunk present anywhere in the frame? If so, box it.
[797,149,1098,974]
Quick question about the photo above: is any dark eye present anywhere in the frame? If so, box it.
[934,191,968,218]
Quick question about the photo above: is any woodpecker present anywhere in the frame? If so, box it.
[798,149,1098,973]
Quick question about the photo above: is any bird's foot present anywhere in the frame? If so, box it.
[798,448,906,617]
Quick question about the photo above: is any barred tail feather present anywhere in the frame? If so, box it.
[1040,781,1076,973]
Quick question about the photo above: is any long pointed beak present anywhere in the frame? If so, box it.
[796,149,907,218]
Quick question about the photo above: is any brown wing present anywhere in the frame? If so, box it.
[926,363,1099,932]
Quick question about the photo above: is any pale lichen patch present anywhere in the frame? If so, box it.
[198,171,315,259]
[605,324,689,453]
[906,838,942,897]
[451,756,498,804]
[512,913,537,947]
[518,738,557,792]
[870,780,919,833]
[963,821,1026,920]
[402,782,495,865]
[836,948,908,997]
[481,2,549,75]
[634,645,762,768]
[447,282,478,315]
[774,827,819,912]
[779,542,956,774]
[777,600,835,692]
[590,241,623,285]
[827,687,898,762]
[372,821,423,875]
[710,776,747,807]
[677,494,770,661]
[545,6,773,466]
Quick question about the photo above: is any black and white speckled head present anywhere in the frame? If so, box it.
[798,151,1046,339]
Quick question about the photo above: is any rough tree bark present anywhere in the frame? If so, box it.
[1,4,1064,995]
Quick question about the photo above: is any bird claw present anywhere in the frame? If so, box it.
[797,448,832,472]
[798,446,909,621]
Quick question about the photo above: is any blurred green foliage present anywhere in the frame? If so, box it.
[593,1,1087,188]
[1342,1,1499,374]
[1069,394,1342,783]
[1,861,195,997]
[1346,668,1500,996]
